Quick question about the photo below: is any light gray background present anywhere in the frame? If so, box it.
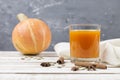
[0,0,120,51]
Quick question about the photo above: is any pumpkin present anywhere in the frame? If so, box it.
[12,13,51,54]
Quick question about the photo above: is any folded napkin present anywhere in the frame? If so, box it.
[54,39,120,66]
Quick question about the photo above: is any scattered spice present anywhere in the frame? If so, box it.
[71,66,79,71]
[21,56,43,60]
[86,65,96,71]
[37,58,41,60]
[57,65,63,68]
[21,57,25,60]
[57,57,65,64]
[41,62,51,67]
[50,62,56,66]
[25,56,29,58]
[34,57,43,60]
[57,64,65,68]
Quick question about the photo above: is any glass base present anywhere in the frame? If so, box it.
[71,57,100,63]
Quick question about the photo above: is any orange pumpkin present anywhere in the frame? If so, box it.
[12,13,51,54]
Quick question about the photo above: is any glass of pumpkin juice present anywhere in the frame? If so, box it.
[69,24,100,62]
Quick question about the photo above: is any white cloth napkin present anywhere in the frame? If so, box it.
[54,39,120,66]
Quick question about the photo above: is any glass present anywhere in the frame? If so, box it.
[69,24,101,62]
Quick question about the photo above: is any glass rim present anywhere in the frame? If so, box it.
[69,24,101,27]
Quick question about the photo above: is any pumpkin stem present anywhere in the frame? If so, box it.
[17,13,28,22]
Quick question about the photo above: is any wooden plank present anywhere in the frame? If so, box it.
[0,51,119,74]
[0,74,119,80]
[0,67,119,74]
[0,51,57,57]
[0,57,59,62]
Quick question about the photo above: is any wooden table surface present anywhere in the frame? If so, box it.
[0,51,120,80]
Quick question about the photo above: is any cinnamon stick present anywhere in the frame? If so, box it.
[57,57,65,64]
[95,63,107,69]
[74,62,107,69]
[75,62,93,67]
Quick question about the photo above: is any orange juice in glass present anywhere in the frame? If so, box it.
[69,24,100,62]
